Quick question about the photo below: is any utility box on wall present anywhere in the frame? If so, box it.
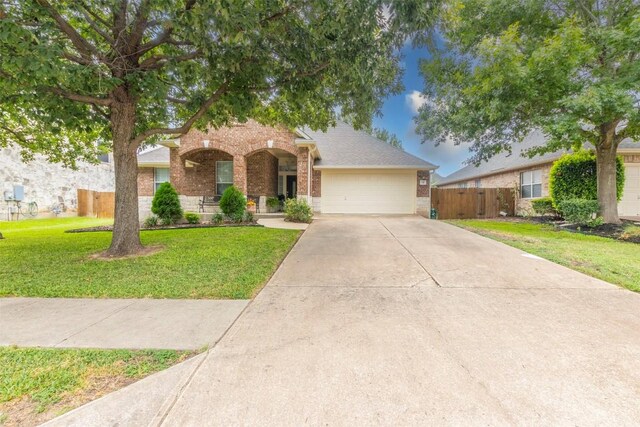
[13,185,24,202]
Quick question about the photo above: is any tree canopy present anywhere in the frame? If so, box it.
[415,0,639,222]
[0,0,438,255]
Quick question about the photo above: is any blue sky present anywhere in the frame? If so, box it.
[372,44,472,176]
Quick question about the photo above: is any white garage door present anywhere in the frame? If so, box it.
[321,170,416,214]
[619,164,640,217]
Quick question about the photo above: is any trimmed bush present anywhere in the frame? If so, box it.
[557,199,601,227]
[284,198,313,223]
[184,212,200,224]
[550,151,625,210]
[151,183,183,225]
[212,212,224,225]
[531,197,556,217]
[143,215,159,227]
[219,186,246,217]
[243,211,254,223]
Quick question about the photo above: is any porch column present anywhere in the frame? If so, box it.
[233,155,247,194]
[296,147,309,200]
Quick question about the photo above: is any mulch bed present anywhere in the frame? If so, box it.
[494,216,640,244]
[559,219,640,244]
[66,222,261,233]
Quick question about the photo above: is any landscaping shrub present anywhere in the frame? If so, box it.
[557,199,601,227]
[550,151,624,210]
[284,198,313,223]
[143,215,159,227]
[212,212,224,225]
[219,186,246,217]
[151,182,183,225]
[243,211,254,223]
[229,211,245,224]
[531,197,557,217]
[184,213,200,224]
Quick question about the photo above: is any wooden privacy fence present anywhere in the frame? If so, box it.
[77,189,115,218]
[431,188,515,220]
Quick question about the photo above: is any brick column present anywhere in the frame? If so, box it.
[296,147,309,196]
[233,155,247,194]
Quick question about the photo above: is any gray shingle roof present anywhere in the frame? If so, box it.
[439,131,638,185]
[302,121,437,170]
[138,146,170,165]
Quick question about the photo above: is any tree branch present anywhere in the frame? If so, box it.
[131,81,228,146]
[78,5,114,43]
[35,0,101,60]
[139,50,201,70]
[44,87,112,106]
[136,0,197,56]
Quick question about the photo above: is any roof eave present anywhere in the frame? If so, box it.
[314,164,436,170]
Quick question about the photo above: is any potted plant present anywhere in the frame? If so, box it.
[266,197,281,213]
[246,199,257,213]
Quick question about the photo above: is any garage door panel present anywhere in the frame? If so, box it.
[619,165,640,217]
[322,170,416,214]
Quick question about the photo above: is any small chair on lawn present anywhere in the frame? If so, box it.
[198,195,220,213]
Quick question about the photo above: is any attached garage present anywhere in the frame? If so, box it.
[619,164,640,217]
[321,170,417,214]
[299,122,437,215]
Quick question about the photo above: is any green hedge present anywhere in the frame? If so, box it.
[219,186,246,217]
[549,151,625,210]
[531,197,556,216]
[151,182,183,225]
[557,199,601,227]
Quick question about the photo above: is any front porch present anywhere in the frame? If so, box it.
[172,147,301,214]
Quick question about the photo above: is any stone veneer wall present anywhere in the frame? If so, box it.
[1,145,114,217]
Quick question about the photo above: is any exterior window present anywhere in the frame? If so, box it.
[154,168,170,193]
[98,153,110,163]
[520,170,542,198]
[457,183,468,189]
[475,179,481,188]
[216,161,233,195]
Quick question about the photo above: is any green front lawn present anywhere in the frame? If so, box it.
[449,220,640,292]
[0,347,192,426]
[0,218,300,299]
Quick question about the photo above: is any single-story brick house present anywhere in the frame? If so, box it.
[436,131,640,217]
[137,120,437,217]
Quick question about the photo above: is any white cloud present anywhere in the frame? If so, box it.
[405,90,429,115]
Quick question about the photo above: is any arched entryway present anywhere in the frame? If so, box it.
[245,148,299,201]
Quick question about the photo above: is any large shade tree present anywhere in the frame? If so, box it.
[416,0,639,223]
[0,0,437,256]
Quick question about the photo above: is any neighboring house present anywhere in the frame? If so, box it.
[137,120,436,217]
[437,131,640,216]
[430,172,445,187]
[1,145,115,219]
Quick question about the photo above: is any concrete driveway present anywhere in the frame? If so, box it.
[51,216,640,426]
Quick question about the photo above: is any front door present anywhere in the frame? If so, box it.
[286,175,297,198]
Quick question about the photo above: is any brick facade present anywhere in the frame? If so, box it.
[247,150,278,196]
[137,120,313,201]
[416,171,430,197]
[138,167,155,197]
[312,169,321,197]
[170,149,233,196]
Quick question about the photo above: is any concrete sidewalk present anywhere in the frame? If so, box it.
[0,298,248,350]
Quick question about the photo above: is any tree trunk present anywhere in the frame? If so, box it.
[106,101,144,256]
[595,126,621,224]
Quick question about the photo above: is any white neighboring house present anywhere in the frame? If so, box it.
[0,145,115,219]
